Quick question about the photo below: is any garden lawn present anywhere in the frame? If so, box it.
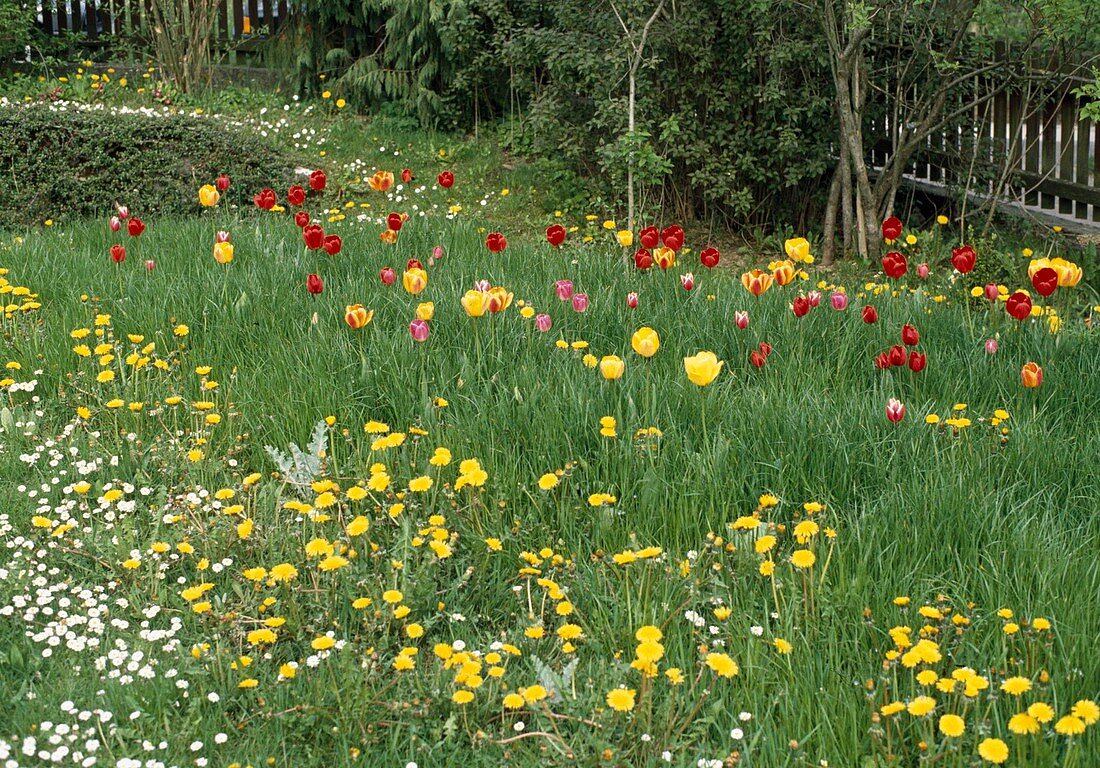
[0,156,1098,767]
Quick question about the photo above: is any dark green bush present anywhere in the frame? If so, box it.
[0,105,299,230]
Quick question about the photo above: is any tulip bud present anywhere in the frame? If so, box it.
[599,355,625,381]
[109,216,121,232]
[401,168,413,183]
[985,338,999,354]
[1020,361,1042,388]
[294,211,310,228]
[409,319,430,343]
[216,174,231,191]
[110,244,126,263]
[555,280,574,301]
[792,296,810,317]
[116,204,129,220]
[535,314,552,333]
[984,283,999,301]
[416,302,435,321]
[807,291,822,308]
[908,351,927,372]
[886,398,905,423]
[681,273,695,291]
[917,263,929,279]
[215,230,231,243]
[734,311,749,330]
[862,306,879,324]
[306,273,323,295]
[830,292,848,311]
[759,342,772,358]
[432,245,444,260]
[750,350,766,368]
[145,260,155,271]
[626,292,639,309]
[572,293,589,313]
[901,324,919,347]
[380,267,396,286]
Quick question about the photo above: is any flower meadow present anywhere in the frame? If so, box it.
[1,112,1099,768]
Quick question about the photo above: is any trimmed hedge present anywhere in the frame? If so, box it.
[0,105,299,230]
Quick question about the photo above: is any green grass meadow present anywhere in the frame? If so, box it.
[0,114,1098,768]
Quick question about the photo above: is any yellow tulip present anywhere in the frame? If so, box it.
[344,304,374,329]
[616,230,634,247]
[461,290,488,318]
[198,184,220,207]
[784,237,810,263]
[683,351,723,387]
[403,268,428,295]
[599,355,625,381]
[1050,258,1082,287]
[212,242,234,264]
[631,327,660,358]
[416,302,435,321]
[741,269,773,296]
[772,259,796,286]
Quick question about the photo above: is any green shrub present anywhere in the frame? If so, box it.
[0,105,299,230]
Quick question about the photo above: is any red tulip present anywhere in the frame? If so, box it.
[401,168,413,183]
[792,296,811,317]
[380,266,396,285]
[661,225,684,251]
[626,292,638,309]
[216,174,231,191]
[759,342,772,358]
[309,170,327,192]
[1031,267,1058,297]
[950,244,976,274]
[127,217,145,237]
[862,305,879,324]
[881,216,903,242]
[750,350,767,368]
[639,226,659,249]
[287,185,306,207]
[323,235,342,255]
[546,224,566,247]
[881,251,907,279]
[681,272,695,291]
[885,398,905,423]
[302,224,325,250]
[908,351,926,372]
[700,247,720,269]
[294,211,310,228]
[253,188,276,210]
[409,319,430,343]
[1005,291,1032,321]
[406,258,424,271]
[437,171,454,188]
[110,244,126,263]
[306,273,323,295]
[874,353,891,370]
[888,345,906,367]
[901,324,919,346]
[485,232,508,253]
[634,249,653,270]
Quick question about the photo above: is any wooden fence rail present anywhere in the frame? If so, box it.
[34,0,289,41]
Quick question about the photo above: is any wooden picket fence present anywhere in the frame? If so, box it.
[869,75,1100,229]
[35,0,289,41]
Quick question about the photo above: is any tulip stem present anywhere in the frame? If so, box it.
[700,389,708,447]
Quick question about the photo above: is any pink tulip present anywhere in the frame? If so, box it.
[535,313,552,333]
[886,398,905,424]
[555,280,574,301]
[917,263,929,279]
[680,272,695,291]
[216,230,231,243]
[409,319,430,342]
[626,292,638,309]
[380,267,396,285]
[474,279,491,293]
[830,292,848,311]
[572,293,589,312]
[807,290,822,307]
[116,204,129,220]
[734,310,749,330]
[985,338,999,354]
[109,216,121,232]
[145,260,155,271]
[432,245,444,260]
[984,283,999,301]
